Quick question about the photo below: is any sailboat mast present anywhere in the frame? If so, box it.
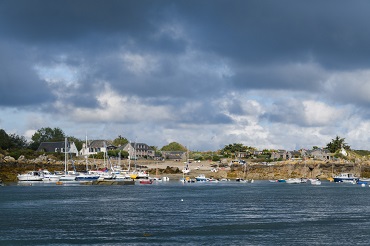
[127,141,131,171]
[103,141,106,168]
[64,137,67,174]
[85,134,88,171]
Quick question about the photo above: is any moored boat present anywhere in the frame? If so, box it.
[180,177,195,183]
[59,171,77,182]
[42,170,60,182]
[309,178,322,185]
[139,178,153,184]
[17,171,44,181]
[195,174,207,182]
[358,178,370,185]
[75,172,100,181]
[208,177,219,183]
[333,173,359,183]
[236,178,247,183]
[286,178,303,184]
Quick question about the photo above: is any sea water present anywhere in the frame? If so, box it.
[1,181,370,245]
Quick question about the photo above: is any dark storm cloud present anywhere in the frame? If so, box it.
[231,63,327,91]
[2,0,370,127]
[0,0,156,42]
[3,0,369,104]
[0,42,55,106]
[183,0,370,70]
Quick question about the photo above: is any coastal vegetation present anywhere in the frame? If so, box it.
[2,127,370,182]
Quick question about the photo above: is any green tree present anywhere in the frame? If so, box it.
[326,136,350,153]
[0,129,28,150]
[161,142,187,151]
[9,133,28,149]
[113,135,129,147]
[212,155,221,162]
[220,143,255,158]
[29,127,66,150]
[0,129,11,149]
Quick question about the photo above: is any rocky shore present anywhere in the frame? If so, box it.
[2,154,370,182]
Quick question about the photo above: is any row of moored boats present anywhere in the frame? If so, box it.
[17,169,170,184]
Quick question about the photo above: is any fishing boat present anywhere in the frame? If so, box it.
[333,173,359,183]
[195,174,207,182]
[17,171,44,181]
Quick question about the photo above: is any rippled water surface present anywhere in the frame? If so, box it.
[1,181,370,245]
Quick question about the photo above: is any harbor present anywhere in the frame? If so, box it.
[2,180,370,245]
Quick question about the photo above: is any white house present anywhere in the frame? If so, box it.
[79,140,113,156]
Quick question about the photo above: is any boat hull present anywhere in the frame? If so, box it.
[17,171,44,181]
[333,178,358,183]
[139,180,153,184]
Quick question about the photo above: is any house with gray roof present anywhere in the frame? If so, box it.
[271,150,291,160]
[37,141,79,156]
[308,148,333,160]
[122,142,155,159]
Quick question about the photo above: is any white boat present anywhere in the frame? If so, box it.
[17,171,44,181]
[309,178,322,185]
[208,178,219,183]
[42,170,60,182]
[182,166,190,174]
[285,178,302,184]
[59,171,77,181]
[59,138,77,182]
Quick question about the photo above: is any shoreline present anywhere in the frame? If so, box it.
[1,158,369,182]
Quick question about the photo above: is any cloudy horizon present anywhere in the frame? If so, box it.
[1,0,370,151]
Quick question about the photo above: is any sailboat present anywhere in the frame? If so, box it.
[182,147,191,174]
[75,135,100,182]
[236,162,253,183]
[59,138,77,182]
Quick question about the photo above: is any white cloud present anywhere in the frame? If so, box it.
[302,100,343,126]
[121,52,159,75]
[69,83,171,123]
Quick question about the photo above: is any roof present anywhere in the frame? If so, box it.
[127,142,152,150]
[37,141,71,152]
[89,140,113,148]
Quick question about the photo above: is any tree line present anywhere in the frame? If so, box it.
[0,127,357,160]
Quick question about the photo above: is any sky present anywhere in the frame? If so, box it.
[1,0,370,151]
